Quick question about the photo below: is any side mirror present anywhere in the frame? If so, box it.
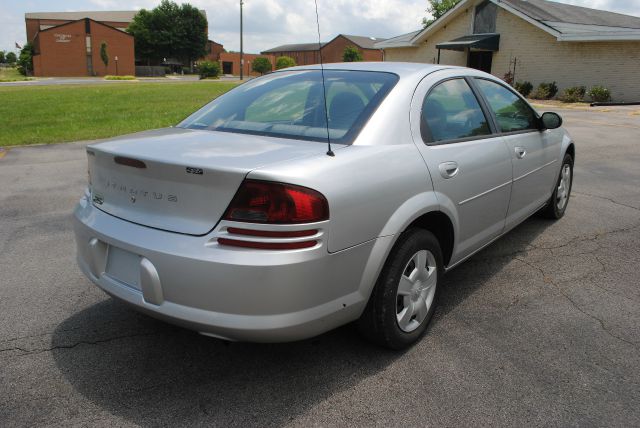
[540,112,562,130]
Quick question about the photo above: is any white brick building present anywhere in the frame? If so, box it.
[376,0,640,102]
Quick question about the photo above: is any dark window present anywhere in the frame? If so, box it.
[474,0,498,34]
[474,79,538,133]
[178,70,398,145]
[421,79,491,143]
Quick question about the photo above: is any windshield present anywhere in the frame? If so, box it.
[177,70,399,144]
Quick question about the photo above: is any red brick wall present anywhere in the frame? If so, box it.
[267,50,320,66]
[32,20,134,77]
[33,20,88,76]
[204,40,225,61]
[321,36,383,63]
[90,21,135,76]
[219,52,274,76]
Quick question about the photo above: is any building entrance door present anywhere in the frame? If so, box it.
[222,62,233,74]
[468,51,493,73]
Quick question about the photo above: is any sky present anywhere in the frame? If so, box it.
[2,0,640,53]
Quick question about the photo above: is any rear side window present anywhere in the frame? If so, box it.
[421,79,491,143]
[474,79,538,133]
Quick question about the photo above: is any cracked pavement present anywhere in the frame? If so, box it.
[1,108,639,426]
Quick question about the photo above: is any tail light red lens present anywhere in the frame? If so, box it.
[223,180,329,224]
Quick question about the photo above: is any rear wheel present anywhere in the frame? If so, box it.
[540,153,573,219]
[358,229,443,349]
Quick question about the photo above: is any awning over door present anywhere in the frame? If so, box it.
[436,33,500,51]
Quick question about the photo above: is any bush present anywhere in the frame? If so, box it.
[514,81,533,98]
[5,52,16,64]
[252,57,272,75]
[531,81,558,99]
[559,86,586,103]
[343,46,363,62]
[104,75,136,80]
[503,71,514,85]
[198,60,221,79]
[275,56,296,70]
[588,85,611,103]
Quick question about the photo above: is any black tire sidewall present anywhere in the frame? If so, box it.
[552,154,574,218]
[372,229,444,349]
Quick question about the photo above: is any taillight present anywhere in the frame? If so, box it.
[223,180,329,224]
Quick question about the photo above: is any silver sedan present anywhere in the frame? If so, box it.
[74,62,574,349]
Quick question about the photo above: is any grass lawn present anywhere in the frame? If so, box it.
[0,67,32,82]
[0,81,239,147]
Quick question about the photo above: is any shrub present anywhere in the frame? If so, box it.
[343,46,363,62]
[252,57,272,75]
[5,52,16,64]
[275,56,296,70]
[559,86,586,103]
[514,81,533,98]
[503,71,514,85]
[198,60,221,79]
[100,42,109,68]
[531,81,558,99]
[104,75,136,80]
[588,85,611,103]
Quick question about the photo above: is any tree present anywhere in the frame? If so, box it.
[252,57,271,75]
[127,0,207,68]
[100,42,109,68]
[275,56,296,70]
[0,51,5,63]
[6,51,17,64]
[422,0,461,27]
[342,45,362,62]
[16,43,33,75]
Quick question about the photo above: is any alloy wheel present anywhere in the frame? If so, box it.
[396,250,438,333]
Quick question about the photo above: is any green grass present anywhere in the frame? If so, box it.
[0,67,32,82]
[0,81,239,146]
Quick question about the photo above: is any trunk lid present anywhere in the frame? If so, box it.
[87,127,329,235]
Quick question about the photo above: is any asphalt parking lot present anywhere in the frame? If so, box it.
[1,107,639,426]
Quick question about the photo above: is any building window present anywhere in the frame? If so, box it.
[86,36,92,54]
[474,0,497,34]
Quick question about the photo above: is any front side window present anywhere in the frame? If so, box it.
[178,70,398,145]
[474,79,538,133]
[421,78,491,143]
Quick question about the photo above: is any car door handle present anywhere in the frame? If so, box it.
[515,147,527,159]
[439,161,459,179]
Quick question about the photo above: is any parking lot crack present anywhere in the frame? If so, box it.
[514,256,639,351]
[0,331,158,357]
[574,191,640,212]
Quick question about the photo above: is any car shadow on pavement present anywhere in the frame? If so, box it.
[51,216,550,425]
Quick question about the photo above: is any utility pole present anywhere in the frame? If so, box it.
[240,0,244,80]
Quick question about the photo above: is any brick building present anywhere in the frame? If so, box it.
[219,52,275,77]
[262,34,386,65]
[31,18,135,77]
[25,10,225,77]
[376,0,640,102]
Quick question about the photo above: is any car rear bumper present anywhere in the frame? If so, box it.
[73,192,376,342]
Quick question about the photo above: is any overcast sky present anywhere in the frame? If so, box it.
[1,0,640,53]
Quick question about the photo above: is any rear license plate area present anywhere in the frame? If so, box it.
[106,246,142,291]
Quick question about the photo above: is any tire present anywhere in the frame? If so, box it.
[540,153,573,219]
[358,229,444,350]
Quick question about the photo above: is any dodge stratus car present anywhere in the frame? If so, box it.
[74,63,574,349]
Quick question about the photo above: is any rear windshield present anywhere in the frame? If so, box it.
[177,70,399,145]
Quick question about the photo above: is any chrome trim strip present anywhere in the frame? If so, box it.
[513,159,557,182]
[459,180,512,206]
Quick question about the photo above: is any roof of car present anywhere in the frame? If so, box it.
[279,62,456,78]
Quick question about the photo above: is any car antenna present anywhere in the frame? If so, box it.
[314,0,335,157]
